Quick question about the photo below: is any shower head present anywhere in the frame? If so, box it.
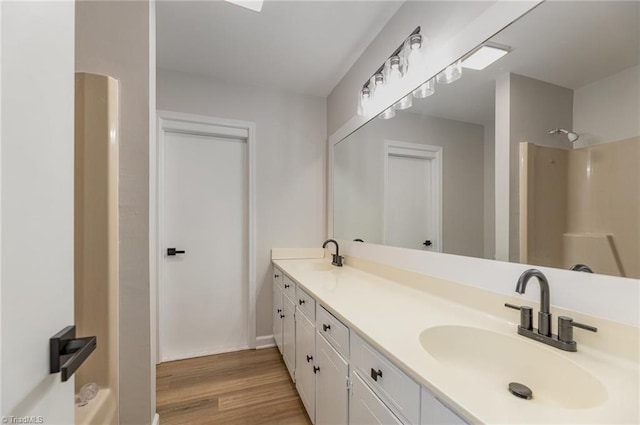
[549,128,579,143]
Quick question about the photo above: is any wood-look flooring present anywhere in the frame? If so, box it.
[157,348,312,425]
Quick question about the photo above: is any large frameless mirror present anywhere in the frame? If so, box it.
[333,1,639,279]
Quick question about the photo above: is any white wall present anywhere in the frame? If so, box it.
[574,64,640,148]
[75,1,153,423]
[1,1,75,421]
[157,68,326,340]
[334,111,486,257]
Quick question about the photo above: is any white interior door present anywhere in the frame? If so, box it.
[1,1,76,422]
[161,129,249,361]
[384,141,442,251]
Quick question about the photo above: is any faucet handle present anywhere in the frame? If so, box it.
[558,316,597,343]
[504,303,533,331]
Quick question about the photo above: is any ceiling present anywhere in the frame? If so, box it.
[404,1,640,125]
[157,0,404,97]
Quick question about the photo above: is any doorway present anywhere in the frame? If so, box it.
[383,140,442,251]
[155,112,256,362]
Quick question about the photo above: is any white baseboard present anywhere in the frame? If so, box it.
[256,334,275,349]
[152,413,160,425]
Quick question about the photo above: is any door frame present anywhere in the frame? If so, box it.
[152,110,257,362]
[383,140,443,252]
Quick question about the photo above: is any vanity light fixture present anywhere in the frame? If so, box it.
[357,27,424,118]
[224,0,263,12]
[462,43,511,70]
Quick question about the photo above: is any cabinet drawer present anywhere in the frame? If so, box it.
[296,285,316,320]
[316,306,349,359]
[283,275,296,301]
[273,266,284,289]
[350,372,402,425]
[351,333,420,424]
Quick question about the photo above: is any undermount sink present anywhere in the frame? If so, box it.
[419,326,608,409]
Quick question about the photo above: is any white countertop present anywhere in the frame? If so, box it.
[272,257,640,424]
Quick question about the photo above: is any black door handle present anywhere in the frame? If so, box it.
[50,326,97,382]
[423,240,432,247]
[167,248,186,256]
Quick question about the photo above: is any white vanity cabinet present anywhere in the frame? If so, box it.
[295,286,317,422]
[271,262,468,425]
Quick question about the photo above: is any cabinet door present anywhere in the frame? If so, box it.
[421,387,468,425]
[283,296,296,381]
[316,333,349,425]
[273,283,283,353]
[296,312,316,422]
[350,372,402,425]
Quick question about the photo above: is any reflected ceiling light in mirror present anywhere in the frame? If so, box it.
[462,44,510,70]
[394,93,413,110]
[379,107,396,120]
[413,78,435,99]
[224,0,263,12]
[436,60,462,84]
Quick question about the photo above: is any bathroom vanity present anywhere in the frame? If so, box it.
[271,251,639,424]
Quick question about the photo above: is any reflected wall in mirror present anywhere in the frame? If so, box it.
[333,1,639,278]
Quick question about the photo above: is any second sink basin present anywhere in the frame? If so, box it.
[296,262,336,272]
[419,325,607,409]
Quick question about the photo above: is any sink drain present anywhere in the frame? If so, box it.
[508,382,533,400]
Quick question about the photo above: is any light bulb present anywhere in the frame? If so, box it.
[394,93,413,110]
[413,79,435,99]
[379,107,395,120]
[357,86,371,116]
[384,56,403,83]
[436,60,462,84]
[409,34,422,51]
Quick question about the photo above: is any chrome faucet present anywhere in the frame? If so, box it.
[505,268,597,352]
[516,269,551,336]
[322,239,343,267]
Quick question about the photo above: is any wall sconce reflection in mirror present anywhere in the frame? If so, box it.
[50,325,97,382]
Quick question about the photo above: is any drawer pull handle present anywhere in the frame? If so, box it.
[280,314,285,319]
[276,309,282,313]
[284,284,290,289]
[371,368,383,381]
[322,324,331,332]
[306,355,313,363]
[299,299,305,305]
[313,366,320,374]
[274,274,280,278]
